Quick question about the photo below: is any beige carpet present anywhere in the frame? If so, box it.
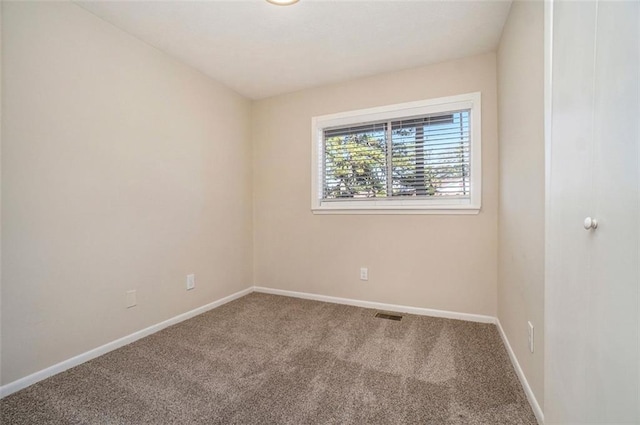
[1,293,537,424]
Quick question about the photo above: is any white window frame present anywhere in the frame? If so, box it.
[311,92,482,215]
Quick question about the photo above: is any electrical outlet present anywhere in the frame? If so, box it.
[186,274,195,290]
[125,290,137,308]
[528,321,534,353]
[360,267,368,281]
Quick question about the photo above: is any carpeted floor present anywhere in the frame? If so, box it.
[1,293,537,424]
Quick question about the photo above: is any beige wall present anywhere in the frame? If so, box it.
[252,53,499,316]
[497,0,545,409]
[1,1,543,396]
[1,2,252,384]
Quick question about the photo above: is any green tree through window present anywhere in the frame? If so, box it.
[322,111,470,200]
[323,125,387,198]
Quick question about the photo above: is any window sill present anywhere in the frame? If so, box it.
[311,206,481,215]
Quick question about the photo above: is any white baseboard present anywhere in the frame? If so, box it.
[253,286,496,324]
[0,286,253,399]
[496,319,545,424]
[257,286,543,422]
[1,283,543,425]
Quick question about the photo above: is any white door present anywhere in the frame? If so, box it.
[545,0,639,423]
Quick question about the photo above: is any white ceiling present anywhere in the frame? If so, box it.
[77,0,512,100]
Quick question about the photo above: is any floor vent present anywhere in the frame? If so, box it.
[375,312,403,321]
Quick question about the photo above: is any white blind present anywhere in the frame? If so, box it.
[322,110,470,200]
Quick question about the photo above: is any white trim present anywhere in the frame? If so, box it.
[312,208,480,215]
[496,319,545,425]
[314,95,477,125]
[311,92,482,214]
[253,286,496,324]
[256,286,542,422]
[543,0,553,421]
[0,286,253,399]
[0,283,542,425]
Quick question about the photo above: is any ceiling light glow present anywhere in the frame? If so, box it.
[266,0,299,5]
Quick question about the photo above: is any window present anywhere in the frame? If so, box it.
[311,92,481,214]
